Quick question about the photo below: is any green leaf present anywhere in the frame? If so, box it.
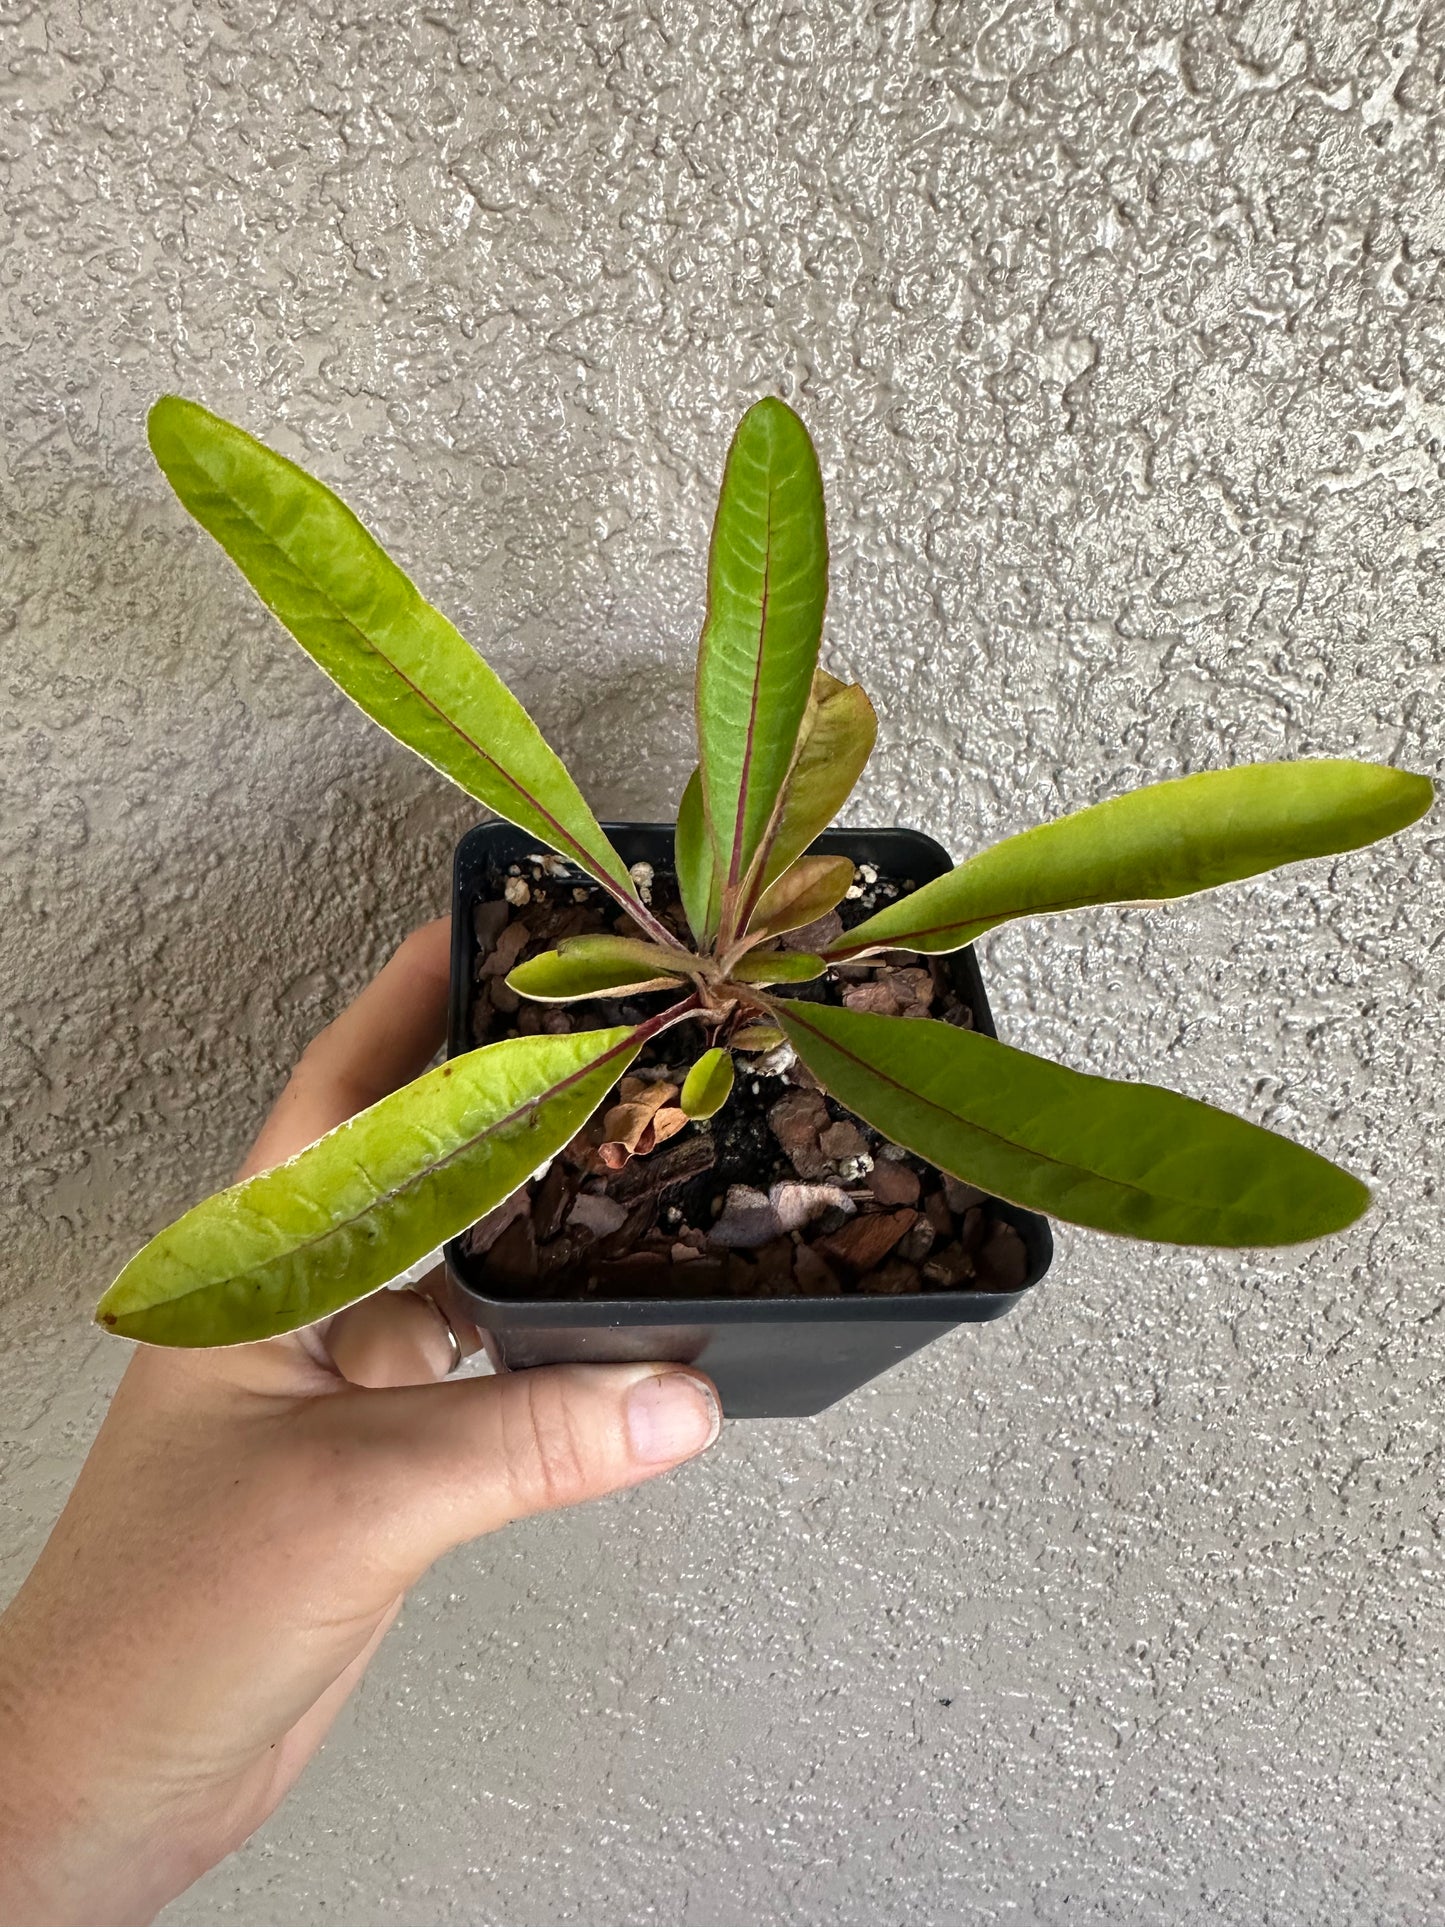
[507,936,694,1003]
[776,1001,1370,1248]
[752,672,877,899]
[675,768,721,946]
[96,1028,641,1346]
[729,949,826,985]
[746,853,855,940]
[147,396,648,918]
[680,1046,735,1119]
[695,398,828,925]
[829,761,1434,959]
[731,1022,785,1051]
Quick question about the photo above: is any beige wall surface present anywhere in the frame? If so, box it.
[2,3,1441,1922]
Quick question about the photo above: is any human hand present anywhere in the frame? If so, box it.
[0,919,721,1927]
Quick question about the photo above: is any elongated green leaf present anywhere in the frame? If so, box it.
[96,1028,641,1346]
[675,768,721,945]
[695,398,828,922]
[777,1001,1369,1247]
[746,853,855,940]
[148,396,645,914]
[680,1046,735,1119]
[507,936,694,1003]
[829,761,1434,959]
[729,949,826,985]
[751,672,877,901]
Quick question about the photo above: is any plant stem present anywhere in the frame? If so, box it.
[626,990,704,1047]
[713,932,766,978]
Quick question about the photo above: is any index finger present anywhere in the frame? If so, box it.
[239,917,452,1179]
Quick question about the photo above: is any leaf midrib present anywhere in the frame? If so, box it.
[724,496,772,899]
[780,1003,1264,1219]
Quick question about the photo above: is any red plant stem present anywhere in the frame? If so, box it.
[626,990,704,1048]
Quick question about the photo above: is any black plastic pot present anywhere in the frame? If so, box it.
[445,821,1053,1418]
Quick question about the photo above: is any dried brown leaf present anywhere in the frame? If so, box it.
[598,1081,685,1169]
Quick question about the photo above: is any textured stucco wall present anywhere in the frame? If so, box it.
[2,2,1442,1921]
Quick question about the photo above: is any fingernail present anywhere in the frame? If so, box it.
[625,1372,722,1465]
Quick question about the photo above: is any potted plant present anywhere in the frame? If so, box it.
[96,395,1431,1417]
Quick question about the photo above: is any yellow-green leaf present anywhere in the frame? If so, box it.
[746,853,855,940]
[729,949,826,985]
[148,396,649,920]
[777,1000,1370,1247]
[731,1022,785,1051]
[752,671,876,900]
[507,937,695,1003]
[695,398,828,920]
[96,1028,642,1347]
[680,1047,735,1119]
[829,761,1434,959]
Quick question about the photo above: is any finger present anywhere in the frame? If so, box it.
[326,1277,482,1389]
[314,1364,722,1576]
[240,917,451,1179]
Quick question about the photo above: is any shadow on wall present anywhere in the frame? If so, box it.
[552,654,697,822]
[6,434,696,848]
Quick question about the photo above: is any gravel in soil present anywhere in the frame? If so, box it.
[457,849,1030,1302]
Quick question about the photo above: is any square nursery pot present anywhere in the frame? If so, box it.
[445,821,1053,1418]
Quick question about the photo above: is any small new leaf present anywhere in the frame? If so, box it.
[96,1029,643,1346]
[680,1047,735,1119]
[731,1022,785,1051]
[507,936,694,1003]
[746,853,855,940]
[777,1001,1370,1247]
[750,671,877,904]
[829,760,1434,959]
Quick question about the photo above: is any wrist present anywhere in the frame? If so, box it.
[0,1647,86,1924]
[0,1616,206,1927]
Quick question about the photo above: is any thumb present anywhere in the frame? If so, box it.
[317,1364,722,1575]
